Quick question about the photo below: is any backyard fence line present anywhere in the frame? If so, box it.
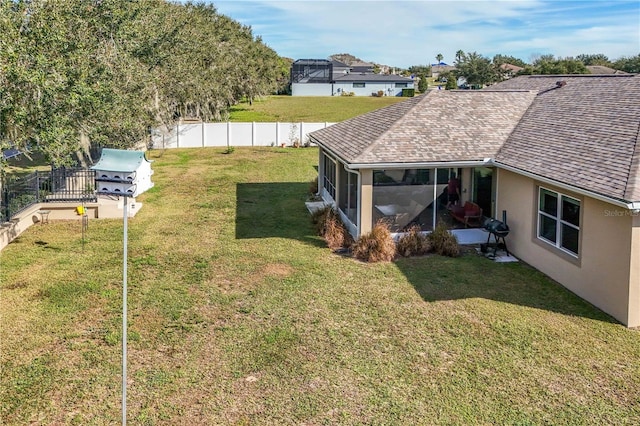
[150,121,336,149]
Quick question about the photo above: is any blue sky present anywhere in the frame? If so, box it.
[212,0,640,68]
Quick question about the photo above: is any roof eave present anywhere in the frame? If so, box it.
[345,159,493,170]
[495,161,640,210]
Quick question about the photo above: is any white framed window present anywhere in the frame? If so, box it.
[537,187,580,256]
[395,83,408,88]
[353,82,365,88]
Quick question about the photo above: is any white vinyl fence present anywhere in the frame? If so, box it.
[150,122,336,149]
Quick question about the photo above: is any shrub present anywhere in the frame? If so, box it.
[324,213,353,251]
[396,225,431,257]
[311,207,353,250]
[428,221,459,257]
[352,221,396,262]
[311,205,332,235]
[402,88,416,97]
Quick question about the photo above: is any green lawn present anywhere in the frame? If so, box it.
[1,147,639,425]
[2,151,51,178]
[229,95,409,122]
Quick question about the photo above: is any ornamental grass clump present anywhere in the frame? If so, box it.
[352,221,396,262]
[312,206,353,251]
[428,221,460,257]
[396,224,431,257]
[311,205,332,235]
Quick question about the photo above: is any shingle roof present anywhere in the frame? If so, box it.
[586,65,628,75]
[492,75,640,202]
[309,90,537,165]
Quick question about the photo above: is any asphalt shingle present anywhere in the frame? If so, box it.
[309,90,537,165]
[492,75,640,202]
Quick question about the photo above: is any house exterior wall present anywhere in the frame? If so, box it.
[629,215,640,327]
[291,83,333,96]
[293,82,414,97]
[497,169,636,326]
[334,81,413,97]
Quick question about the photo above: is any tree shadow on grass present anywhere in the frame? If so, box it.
[235,182,325,248]
[396,254,619,325]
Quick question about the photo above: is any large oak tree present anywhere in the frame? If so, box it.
[0,0,282,166]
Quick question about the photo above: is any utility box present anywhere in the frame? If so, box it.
[91,148,154,197]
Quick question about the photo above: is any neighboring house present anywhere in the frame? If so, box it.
[331,59,351,78]
[431,62,456,79]
[586,65,628,75]
[332,73,414,97]
[499,63,524,79]
[308,74,640,327]
[290,58,414,96]
[350,61,375,73]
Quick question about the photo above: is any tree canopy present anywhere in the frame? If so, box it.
[519,55,589,75]
[613,54,640,73]
[0,0,283,166]
[454,51,496,87]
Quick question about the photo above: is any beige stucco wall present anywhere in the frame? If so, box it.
[360,169,373,235]
[629,214,640,327]
[497,169,636,327]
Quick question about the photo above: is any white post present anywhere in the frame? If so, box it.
[432,169,437,230]
[276,122,279,145]
[122,197,128,425]
[201,122,205,147]
[252,122,256,147]
[299,122,303,146]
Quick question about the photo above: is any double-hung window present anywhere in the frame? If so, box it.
[537,187,580,256]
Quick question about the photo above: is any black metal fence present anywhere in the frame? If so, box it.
[1,167,97,221]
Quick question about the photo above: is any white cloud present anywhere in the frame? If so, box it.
[213,0,640,67]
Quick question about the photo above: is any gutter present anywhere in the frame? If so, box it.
[344,159,492,170]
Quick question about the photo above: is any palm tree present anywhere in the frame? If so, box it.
[455,50,465,63]
[436,53,444,64]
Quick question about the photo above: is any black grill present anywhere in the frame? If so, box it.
[481,211,510,257]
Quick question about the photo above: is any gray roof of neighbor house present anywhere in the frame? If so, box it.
[309,89,537,165]
[586,65,627,75]
[491,74,640,203]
